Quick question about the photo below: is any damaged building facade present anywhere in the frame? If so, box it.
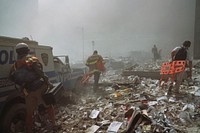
[194,0,200,59]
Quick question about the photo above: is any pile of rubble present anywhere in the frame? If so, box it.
[34,65,200,133]
[124,60,164,72]
[43,70,199,133]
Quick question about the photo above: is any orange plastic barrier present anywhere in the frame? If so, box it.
[160,60,186,85]
[80,73,91,84]
[160,61,186,75]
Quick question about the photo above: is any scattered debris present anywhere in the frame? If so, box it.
[35,61,200,133]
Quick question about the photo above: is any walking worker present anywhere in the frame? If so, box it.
[152,45,159,62]
[9,43,59,133]
[171,40,192,94]
[86,50,105,88]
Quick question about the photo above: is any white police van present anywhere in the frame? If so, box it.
[0,36,84,132]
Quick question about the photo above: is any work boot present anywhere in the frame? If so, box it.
[187,78,194,86]
[52,124,62,131]
[172,90,185,98]
[171,89,179,95]
[167,84,173,96]
[167,89,172,96]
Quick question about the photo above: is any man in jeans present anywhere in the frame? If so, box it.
[9,43,60,133]
[171,40,192,94]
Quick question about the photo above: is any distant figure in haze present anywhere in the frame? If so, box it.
[86,50,105,89]
[152,45,159,61]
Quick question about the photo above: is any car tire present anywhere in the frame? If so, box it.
[2,103,26,133]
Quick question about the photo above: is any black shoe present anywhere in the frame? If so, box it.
[52,124,62,131]
[167,85,173,95]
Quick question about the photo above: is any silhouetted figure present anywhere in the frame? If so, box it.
[152,45,159,61]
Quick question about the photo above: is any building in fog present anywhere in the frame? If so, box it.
[194,0,200,59]
[0,0,38,37]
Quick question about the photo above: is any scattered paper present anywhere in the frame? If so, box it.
[89,109,100,119]
[86,125,100,133]
[107,121,122,133]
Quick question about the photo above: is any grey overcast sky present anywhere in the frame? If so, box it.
[0,0,196,62]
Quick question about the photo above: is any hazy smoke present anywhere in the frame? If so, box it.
[0,0,196,62]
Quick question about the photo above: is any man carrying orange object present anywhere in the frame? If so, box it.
[170,40,192,94]
[86,50,105,89]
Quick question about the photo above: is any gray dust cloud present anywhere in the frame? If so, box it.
[0,0,196,62]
